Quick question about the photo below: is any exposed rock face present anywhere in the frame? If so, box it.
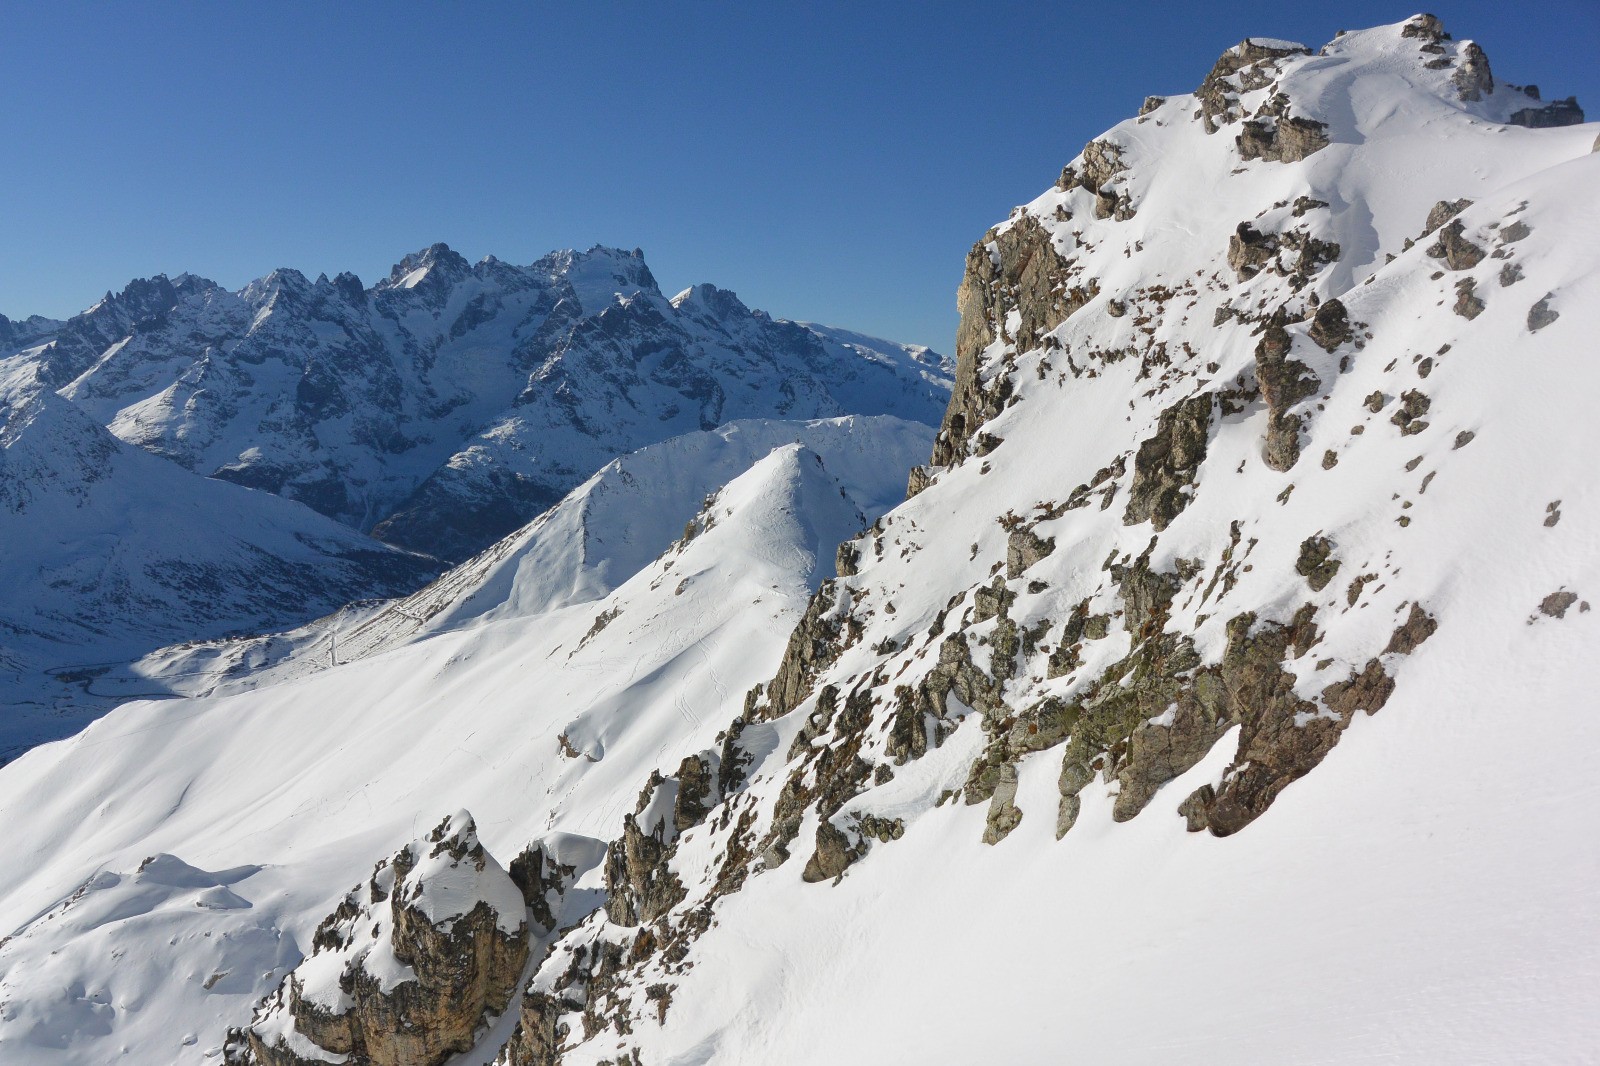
[227,812,529,1066]
[1452,42,1494,101]
[604,775,689,926]
[1123,393,1214,530]
[1237,115,1331,163]
[934,216,1095,467]
[1195,39,1312,132]
[1254,312,1321,470]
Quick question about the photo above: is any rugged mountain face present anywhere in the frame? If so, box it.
[0,15,1596,1066]
[6,244,950,562]
[0,360,438,760]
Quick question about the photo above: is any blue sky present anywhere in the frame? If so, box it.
[3,1,1594,350]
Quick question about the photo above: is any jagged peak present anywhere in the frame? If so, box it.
[380,241,473,290]
[670,281,751,320]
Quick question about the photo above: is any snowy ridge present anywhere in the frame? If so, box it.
[121,415,932,704]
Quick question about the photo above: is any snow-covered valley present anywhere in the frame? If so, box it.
[0,15,1596,1066]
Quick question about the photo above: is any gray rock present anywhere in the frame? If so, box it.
[1508,97,1584,128]
[1123,393,1214,530]
[1452,42,1494,101]
[1528,294,1560,332]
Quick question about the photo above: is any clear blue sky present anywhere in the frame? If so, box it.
[3,1,1594,350]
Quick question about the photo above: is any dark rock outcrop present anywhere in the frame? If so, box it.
[227,812,529,1066]
[1123,393,1214,530]
[1254,312,1321,470]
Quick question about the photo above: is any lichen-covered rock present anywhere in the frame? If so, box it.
[1184,604,1436,836]
[1295,535,1341,592]
[1254,312,1321,470]
[1006,527,1056,579]
[227,812,529,1066]
[1122,393,1214,530]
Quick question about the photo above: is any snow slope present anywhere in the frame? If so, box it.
[0,15,1596,1066]
[0,360,438,761]
[0,416,918,1064]
[121,415,932,705]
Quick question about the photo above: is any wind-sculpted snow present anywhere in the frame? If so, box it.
[0,15,1596,1066]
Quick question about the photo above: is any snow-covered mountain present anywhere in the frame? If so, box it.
[0,246,948,756]
[0,360,439,761]
[8,245,951,562]
[0,15,1596,1066]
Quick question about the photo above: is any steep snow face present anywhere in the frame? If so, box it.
[0,418,914,1065]
[20,244,950,561]
[458,17,1593,1063]
[0,360,439,761]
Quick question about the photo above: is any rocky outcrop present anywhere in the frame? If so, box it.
[1254,312,1321,470]
[1452,42,1494,101]
[226,812,529,1066]
[1428,218,1486,271]
[604,775,690,926]
[1228,222,1341,285]
[1123,393,1214,530]
[762,581,851,719]
[1195,39,1311,133]
[933,216,1097,467]
[1237,115,1330,163]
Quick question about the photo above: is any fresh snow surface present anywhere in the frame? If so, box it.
[1,16,1597,1066]
[0,418,914,1064]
